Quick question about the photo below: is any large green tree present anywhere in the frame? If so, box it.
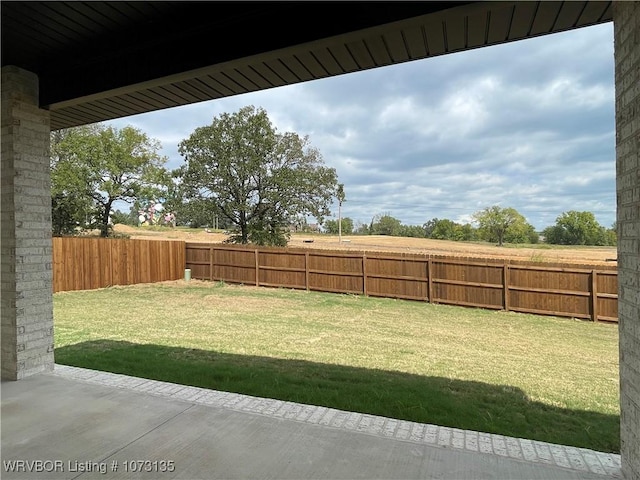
[399,224,426,238]
[472,206,534,246]
[51,124,169,237]
[542,211,612,245]
[176,106,338,246]
[504,218,539,244]
[160,174,232,229]
[424,218,478,241]
[51,192,92,236]
[50,130,93,235]
[324,217,354,235]
[370,213,402,236]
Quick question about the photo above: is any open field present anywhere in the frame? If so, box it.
[113,224,618,265]
[54,280,620,452]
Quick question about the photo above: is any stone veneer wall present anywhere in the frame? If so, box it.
[613,2,640,479]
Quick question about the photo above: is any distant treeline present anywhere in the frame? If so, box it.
[112,205,616,247]
[320,208,617,246]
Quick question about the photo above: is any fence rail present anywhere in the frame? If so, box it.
[53,237,185,292]
[186,243,618,323]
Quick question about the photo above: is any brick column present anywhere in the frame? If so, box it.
[613,2,640,479]
[1,66,54,380]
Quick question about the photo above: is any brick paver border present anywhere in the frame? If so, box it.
[51,364,621,478]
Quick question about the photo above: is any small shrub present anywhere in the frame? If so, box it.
[529,252,546,263]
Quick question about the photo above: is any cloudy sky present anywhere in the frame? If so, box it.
[107,22,616,232]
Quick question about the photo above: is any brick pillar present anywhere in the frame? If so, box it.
[613,2,640,479]
[1,66,54,380]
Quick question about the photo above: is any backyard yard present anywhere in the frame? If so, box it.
[54,280,620,453]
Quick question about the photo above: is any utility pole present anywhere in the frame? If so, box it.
[338,204,342,242]
[336,183,345,243]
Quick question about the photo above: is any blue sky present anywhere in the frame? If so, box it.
[107,22,616,231]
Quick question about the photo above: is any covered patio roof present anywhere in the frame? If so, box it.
[2,1,612,130]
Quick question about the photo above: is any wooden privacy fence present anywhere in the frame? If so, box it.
[53,237,186,292]
[186,243,618,323]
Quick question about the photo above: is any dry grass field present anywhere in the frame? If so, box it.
[113,224,618,266]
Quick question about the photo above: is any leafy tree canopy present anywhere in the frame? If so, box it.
[424,218,478,241]
[336,183,345,206]
[51,192,92,236]
[542,211,613,246]
[472,206,534,246]
[353,220,370,235]
[51,124,169,237]
[110,209,138,227]
[175,106,338,246]
[370,213,402,236]
[324,217,354,235]
[399,224,427,238]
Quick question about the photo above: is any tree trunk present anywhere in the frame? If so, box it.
[100,202,112,238]
[240,212,248,243]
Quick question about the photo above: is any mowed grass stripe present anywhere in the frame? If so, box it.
[54,280,619,452]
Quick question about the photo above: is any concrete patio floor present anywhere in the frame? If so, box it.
[1,365,621,480]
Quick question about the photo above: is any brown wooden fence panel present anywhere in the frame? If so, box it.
[365,254,428,300]
[308,251,364,294]
[431,258,504,309]
[185,244,212,280]
[259,250,306,289]
[111,239,135,286]
[168,239,185,280]
[508,266,592,319]
[60,237,79,291]
[596,271,618,322]
[184,242,619,323]
[53,238,185,292]
[98,238,113,289]
[509,265,591,291]
[509,290,591,319]
[85,237,110,290]
[110,239,129,286]
[135,240,151,284]
[72,238,87,290]
[211,247,257,285]
[434,283,505,310]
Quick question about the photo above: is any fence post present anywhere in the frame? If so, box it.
[503,263,510,311]
[209,246,214,281]
[427,258,433,303]
[255,249,260,287]
[107,237,113,290]
[305,252,309,291]
[362,253,368,296]
[591,270,598,322]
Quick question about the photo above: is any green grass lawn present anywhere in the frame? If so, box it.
[54,280,620,452]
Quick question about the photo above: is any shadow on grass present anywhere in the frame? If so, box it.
[55,340,619,453]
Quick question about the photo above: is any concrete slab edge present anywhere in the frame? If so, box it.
[50,364,621,478]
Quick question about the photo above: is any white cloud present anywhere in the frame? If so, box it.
[105,23,615,231]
